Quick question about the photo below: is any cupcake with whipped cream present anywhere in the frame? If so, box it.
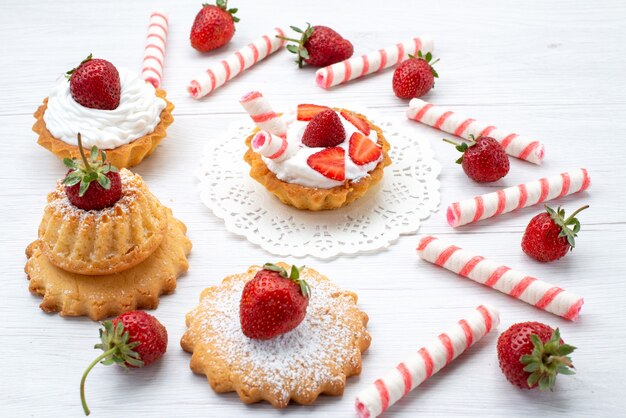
[243,102,391,211]
[33,55,174,168]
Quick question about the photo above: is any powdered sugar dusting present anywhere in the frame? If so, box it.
[187,266,370,405]
[46,168,144,220]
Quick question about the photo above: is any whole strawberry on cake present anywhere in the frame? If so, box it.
[33,54,174,168]
[240,92,391,211]
[24,135,191,320]
[181,263,370,407]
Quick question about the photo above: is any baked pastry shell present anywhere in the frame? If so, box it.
[32,88,174,168]
[243,109,392,211]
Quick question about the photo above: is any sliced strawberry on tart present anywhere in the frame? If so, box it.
[244,103,391,211]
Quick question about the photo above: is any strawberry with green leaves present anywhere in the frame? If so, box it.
[63,133,121,211]
[522,205,589,262]
[79,311,168,415]
[392,51,439,99]
[190,0,239,52]
[240,263,311,340]
[497,322,576,390]
[443,135,510,182]
[278,23,353,68]
[66,54,121,110]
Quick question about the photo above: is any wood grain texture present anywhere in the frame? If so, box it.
[1,0,625,417]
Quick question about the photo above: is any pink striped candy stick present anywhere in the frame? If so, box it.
[141,10,169,89]
[355,305,500,418]
[407,98,545,164]
[239,91,287,137]
[447,168,591,227]
[250,131,295,162]
[315,35,434,89]
[417,236,584,320]
[188,28,286,99]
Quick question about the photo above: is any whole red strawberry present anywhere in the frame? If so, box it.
[497,322,575,390]
[190,1,239,52]
[522,205,589,262]
[444,135,510,182]
[280,24,353,68]
[392,51,439,99]
[302,109,346,148]
[62,133,122,211]
[80,310,168,415]
[240,263,311,340]
[66,54,121,110]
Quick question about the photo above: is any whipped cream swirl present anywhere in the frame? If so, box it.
[43,67,166,149]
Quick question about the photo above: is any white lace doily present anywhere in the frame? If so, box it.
[196,109,441,258]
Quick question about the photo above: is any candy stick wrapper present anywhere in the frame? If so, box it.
[355,305,500,418]
[416,236,584,320]
[141,11,169,88]
[315,35,434,89]
[239,91,287,137]
[448,168,590,227]
[407,98,545,164]
[188,28,286,99]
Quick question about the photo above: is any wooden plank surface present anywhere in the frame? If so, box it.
[1,0,625,416]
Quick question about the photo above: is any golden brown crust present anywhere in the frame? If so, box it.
[25,209,191,321]
[37,169,167,275]
[32,89,174,168]
[243,109,392,211]
[181,263,371,408]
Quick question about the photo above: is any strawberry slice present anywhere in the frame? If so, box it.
[297,104,330,121]
[349,132,382,165]
[340,110,371,135]
[307,147,345,181]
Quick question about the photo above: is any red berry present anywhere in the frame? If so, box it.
[67,55,120,110]
[62,133,122,211]
[284,24,353,68]
[302,109,346,148]
[446,136,510,182]
[392,52,438,99]
[497,322,575,391]
[112,311,168,367]
[240,264,310,340]
[190,2,238,53]
[521,205,588,262]
[349,132,381,165]
[65,170,122,211]
[340,110,370,135]
[80,310,168,415]
[307,147,346,181]
[297,103,330,121]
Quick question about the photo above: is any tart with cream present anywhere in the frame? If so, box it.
[244,104,391,211]
[33,54,174,168]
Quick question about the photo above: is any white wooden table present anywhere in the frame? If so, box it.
[2,1,625,416]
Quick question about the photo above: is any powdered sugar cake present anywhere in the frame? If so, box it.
[180,263,371,408]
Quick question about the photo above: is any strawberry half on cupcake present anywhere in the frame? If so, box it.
[242,97,392,211]
[33,54,174,168]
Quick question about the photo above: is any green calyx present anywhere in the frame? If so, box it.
[410,50,440,78]
[263,263,311,298]
[80,320,143,415]
[442,135,476,164]
[276,23,315,68]
[62,133,119,197]
[66,53,93,80]
[520,328,576,391]
[545,204,589,249]
[210,0,239,22]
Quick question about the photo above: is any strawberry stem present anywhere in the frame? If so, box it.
[442,138,462,147]
[76,133,92,172]
[80,347,117,416]
[564,205,589,224]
